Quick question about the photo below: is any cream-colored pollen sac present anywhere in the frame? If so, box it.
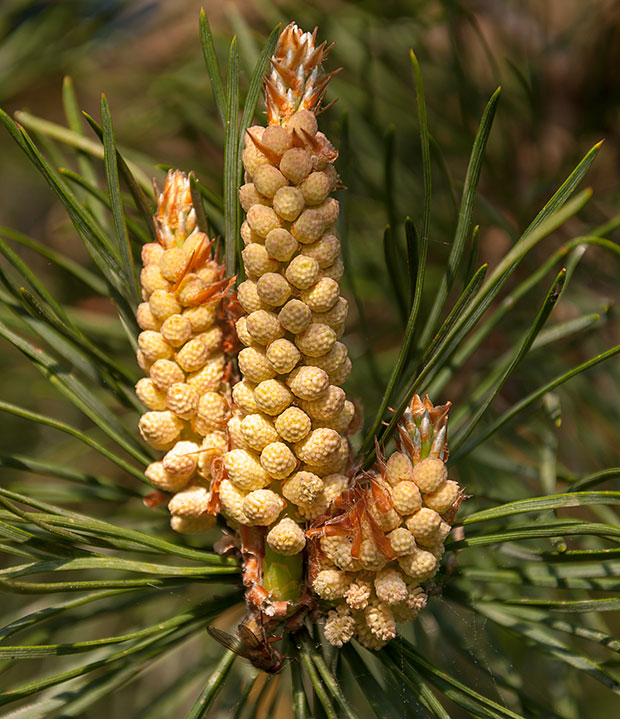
[260,441,297,479]
[183,304,216,333]
[359,538,387,572]
[299,171,331,206]
[266,338,301,374]
[364,601,396,642]
[237,280,266,314]
[137,303,161,331]
[274,406,311,442]
[306,342,347,374]
[411,457,448,493]
[391,481,422,516]
[282,470,323,506]
[241,219,264,247]
[374,568,408,605]
[242,242,281,277]
[138,350,152,371]
[279,147,312,184]
[240,414,279,451]
[246,204,283,239]
[286,365,329,400]
[139,410,184,450]
[149,289,182,322]
[345,578,372,610]
[197,326,223,355]
[187,356,225,395]
[264,228,298,262]
[227,414,250,450]
[278,298,312,334]
[329,356,352,385]
[316,197,340,227]
[320,257,344,282]
[273,186,305,221]
[135,377,167,411]
[238,347,276,384]
[301,385,345,420]
[166,382,199,420]
[242,489,285,525]
[296,490,328,520]
[261,125,292,157]
[284,109,318,137]
[324,606,355,648]
[142,242,164,267]
[312,569,350,600]
[405,508,442,546]
[246,309,284,346]
[300,278,339,312]
[219,479,250,524]
[285,254,320,290]
[295,323,337,357]
[160,314,192,347]
[398,548,438,580]
[224,449,271,491]
[162,440,200,480]
[313,296,348,328]
[232,380,259,413]
[145,461,188,492]
[320,535,360,571]
[140,264,169,295]
[367,502,401,533]
[138,331,173,362]
[253,379,293,415]
[170,514,216,535]
[300,234,340,268]
[242,126,267,167]
[295,428,341,465]
[239,183,269,212]
[253,164,288,198]
[168,484,210,518]
[149,359,185,391]
[323,473,350,503]
[256,273,291,307]
[197,391,228,429]
[267,517,306,555]
[159,247,185,283]
[219,478,249,524]
[176,338,208,373]
[386,451,414,485]
[423,479,460,514]
[291,209,325,244]
[387,527,417,556]
[235,316,253,346]
[319,400,355,435]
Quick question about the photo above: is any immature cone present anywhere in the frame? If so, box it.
[308,395,464,649]
[137,170,235,534]
[225,23,354,577]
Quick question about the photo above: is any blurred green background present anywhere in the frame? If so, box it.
[1,0,619,716]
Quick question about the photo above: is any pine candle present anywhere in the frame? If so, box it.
[224,24,355,605]
[136,170,235,535]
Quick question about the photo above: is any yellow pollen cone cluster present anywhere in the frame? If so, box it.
[136,170,234,535]
[222,23,355,558]
[310,395,463,649]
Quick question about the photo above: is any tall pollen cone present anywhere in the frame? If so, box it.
[136,170,236,535]
[308,395,464,650]
[225,23,355,611]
